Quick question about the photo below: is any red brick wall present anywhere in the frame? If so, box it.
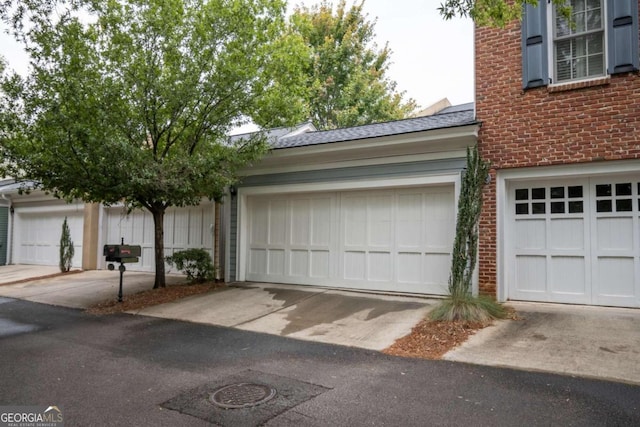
[475,13,640,296]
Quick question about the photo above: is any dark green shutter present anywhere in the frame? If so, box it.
[522,1,549,89]
[0,207,7,266]
[607,0,639,74]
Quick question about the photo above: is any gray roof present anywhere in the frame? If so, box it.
[272,105,477,149]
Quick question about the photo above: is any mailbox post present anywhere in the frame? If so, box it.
[103,239,142,302]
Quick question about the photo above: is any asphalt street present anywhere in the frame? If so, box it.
[1,297,639,426]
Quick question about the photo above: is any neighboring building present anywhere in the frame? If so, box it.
[225,105,478,295]
[476,0,640,308]
[1,109,477,297]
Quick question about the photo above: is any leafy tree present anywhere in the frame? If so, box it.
[430,145,506,322]
[59,216,74,273]
[0,0,302,288]
[438,0,570,27]
[269,0,417,130]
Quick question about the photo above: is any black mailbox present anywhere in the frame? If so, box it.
[103,244,141,264]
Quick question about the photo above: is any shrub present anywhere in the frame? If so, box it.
[59,216,74,273]
[429,294,507,323]
[165,248,215,283]
[429,145,508,322]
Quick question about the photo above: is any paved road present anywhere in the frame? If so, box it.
[1,298,639,426]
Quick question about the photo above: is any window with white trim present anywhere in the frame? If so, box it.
[553,0,605,82]
[521,0,638,90]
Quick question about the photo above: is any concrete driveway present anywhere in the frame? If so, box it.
[0,265,433,351]
[1,265,639,385]
[445,302,640,385]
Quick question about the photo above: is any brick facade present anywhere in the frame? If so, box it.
[475,12,640,296]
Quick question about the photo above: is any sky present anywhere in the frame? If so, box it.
[0,0,475,112]
[289,0,475,109]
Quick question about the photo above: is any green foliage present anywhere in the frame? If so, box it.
[429,145,506,322]
[438,0,571,27]
[265,0,417,130]
[429,294,507,322]
[59,216,74,273]
[166,248,216,284]
[0,0,300,287]
[449,145,489,299]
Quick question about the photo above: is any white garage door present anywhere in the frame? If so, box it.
[105,203,215,272]
[244,186,455,294]
[507,177,640,308]
[13,207,84,267]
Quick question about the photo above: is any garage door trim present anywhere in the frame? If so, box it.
[236,173,461,284]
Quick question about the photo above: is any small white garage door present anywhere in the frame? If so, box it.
[104,203,215,272]
[13,206,84,267]
[507,177,640,308]
[244,186,455,294]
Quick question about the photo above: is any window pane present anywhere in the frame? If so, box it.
[515,189,529,200]
[574,11,586,33]
[575,58,587,79]
[551,202,565,213]
[597,200,612,212]
[587,0,601,10]
[550,187,565,198]
[586,8,602,31]
[616,183,632,196]
[532,203,546,214]
[569,201,584,213]
[568,186,583,198]
[556,40,572,81]
[616,199,632,212]
[532,188,546,199]
[596,184,611,197]
[588,53,604,76]
[516,203,529,215]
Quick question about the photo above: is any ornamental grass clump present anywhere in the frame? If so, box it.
[430,145,507,322]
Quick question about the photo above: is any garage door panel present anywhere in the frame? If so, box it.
[595,257,635,297]
[311,199,332,246]
[550,218,584,250]
[596,217,633,251]
[290,250,308,276]
[550,256,586,295]
[269,200,287,245]
[516,219,546,250]
[515,255,547,294]
[369,251,392,282]
[423,253,450,285]
[249,249,267,275]
[291,200,311,245]
[268,249,285,275]
[397,252,421,284]
[310,251,330,278]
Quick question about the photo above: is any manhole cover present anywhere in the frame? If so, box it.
[210,383,277,409]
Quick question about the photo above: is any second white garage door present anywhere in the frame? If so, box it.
[507,176,640,308]
[104,203,215,272]
[244,186,455,294]
[13,205,84,267]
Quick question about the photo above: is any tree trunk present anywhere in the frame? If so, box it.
[151,207,166,289]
